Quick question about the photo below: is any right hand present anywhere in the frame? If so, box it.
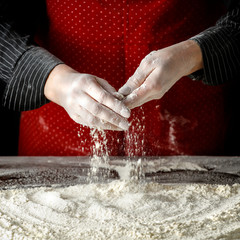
[119,40,203,109]
[44,64,130,131]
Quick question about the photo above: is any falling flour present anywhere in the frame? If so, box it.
[89,128,110,179]
[0,180,240,240]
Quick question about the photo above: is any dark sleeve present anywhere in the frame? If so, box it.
[189,0,240,85]
[0,2,63,111]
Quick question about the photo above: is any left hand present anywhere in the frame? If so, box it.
[44,64,130,131]
[118,40,203,109]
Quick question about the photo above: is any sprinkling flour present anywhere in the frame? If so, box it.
[89,128,110,178]
[0,181,240,240]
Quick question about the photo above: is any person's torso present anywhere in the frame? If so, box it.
[19,0,228,156]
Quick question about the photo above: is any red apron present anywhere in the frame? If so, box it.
[19,0,228,156]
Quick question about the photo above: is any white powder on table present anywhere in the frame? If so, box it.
[0,181,240,240]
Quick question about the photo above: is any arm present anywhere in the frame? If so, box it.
[118,40,203,109]
[0,20,63,111]
[119,1,240,109]
[0,0,63,110]
[0,6,130,130]
[190,0,240,85]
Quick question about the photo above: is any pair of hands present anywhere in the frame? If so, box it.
[44,40,203,131]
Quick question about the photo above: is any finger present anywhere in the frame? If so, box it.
[97,120,124,131]
[88,118,124,131]
[96,77,117,94]
[80,93,130,131]
[73,111,123,131]
[71,103,123,131]
[118,58,155,96]
[87,80,131,118]
[123,87,150,109]
[123,70,159,109]
[112,92,125,101]
[96,77,125,101]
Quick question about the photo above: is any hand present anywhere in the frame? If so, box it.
[119,40,203,109]
[44,64,130,131]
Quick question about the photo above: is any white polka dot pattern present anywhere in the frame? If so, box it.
[19,0,230,156]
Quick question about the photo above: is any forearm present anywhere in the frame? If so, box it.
[0,20,63,111]
[176,40,203,77]
[190,1,240,85]
[44,64,76,106]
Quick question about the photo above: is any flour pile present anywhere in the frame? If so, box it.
[0,181,240,240]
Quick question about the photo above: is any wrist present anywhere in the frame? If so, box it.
[179,40,203,76]
[161,40,203,82]
[44,64,76,105]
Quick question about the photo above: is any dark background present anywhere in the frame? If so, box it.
[0,105,20,156]
[0,0,47,156]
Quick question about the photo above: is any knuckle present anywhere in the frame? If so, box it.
[149,79,160,91]
[88,115,96,125]
[89,76,97,83]
[79,74,88,85]
[80,74,96,86]
[92,103,101,115]
[79,94,88,108]
[98,91,108,103]
[128,75,142,89]
[103,111,116,124]
[111,116,121,125]
[148,50,157,58]
[71,80,81,92]
[134,77,142,86]
[141,51,158,67]
[142,59,151,68]
[86,74,96,82]
[80,73,89,81]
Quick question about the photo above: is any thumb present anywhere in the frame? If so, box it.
[118,77,136,96]
[119,63,153,96]
[96,77,117,93]
[97,76,124,100]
